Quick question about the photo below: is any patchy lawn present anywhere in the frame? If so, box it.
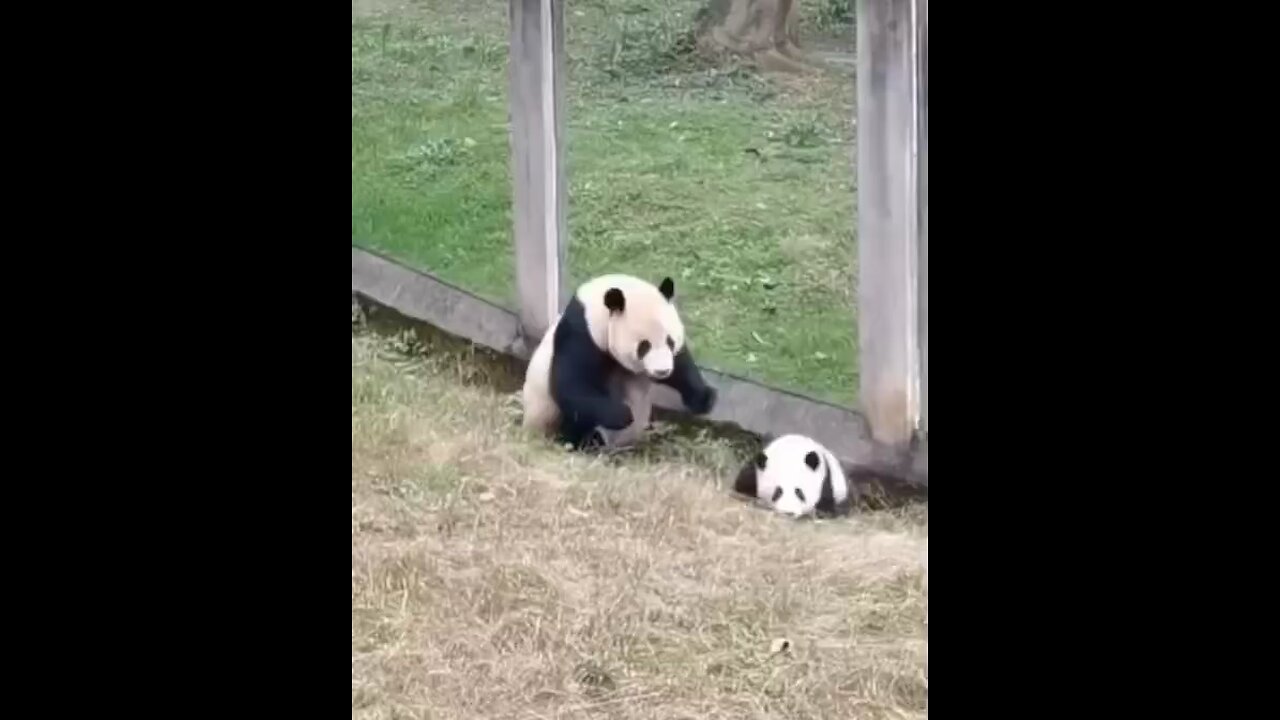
[351,318,927,719]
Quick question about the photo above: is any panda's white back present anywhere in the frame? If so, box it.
[822,445,850,505]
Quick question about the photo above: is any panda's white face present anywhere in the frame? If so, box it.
[753,434,830,517]
[601,279,685,380]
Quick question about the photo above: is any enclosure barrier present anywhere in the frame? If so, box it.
[352,0,927,489]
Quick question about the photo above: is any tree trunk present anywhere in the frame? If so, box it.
[695,0,818,73]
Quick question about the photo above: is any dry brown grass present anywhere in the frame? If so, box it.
[352,323,927,720]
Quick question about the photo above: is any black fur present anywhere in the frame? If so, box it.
[659,346,717,414]
[550,296,634,449]
[653,276,714,414]
[734,461,758,497]
[814,453,852,518]
[604,288,626,313]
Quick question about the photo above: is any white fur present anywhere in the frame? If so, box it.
[520,314,563,433]
[576,274,684,379]
[755,434,849,517]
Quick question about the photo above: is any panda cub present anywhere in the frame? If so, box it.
[521,274,717,450]
[734,434,852,518]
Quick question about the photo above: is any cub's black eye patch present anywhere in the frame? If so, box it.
[795,488,806,502]
[804,451,820,470]
[771,487,783,502]
[666,336,675,350]
[637,340,651,357]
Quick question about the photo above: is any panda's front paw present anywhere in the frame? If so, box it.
[685,386,717,415]
[580,429,607,451]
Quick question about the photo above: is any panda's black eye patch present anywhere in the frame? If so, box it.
[771,487,783,502]
[795,488,806,502]
[637,340,651,357]
[804,451,820,470]
[666,336,675,350]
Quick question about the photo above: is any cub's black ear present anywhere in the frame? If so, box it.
[604,288,626,314]
[734,461,758,497]
[804,451,820,471]
[659,277,675,300]
[755,452,768,470]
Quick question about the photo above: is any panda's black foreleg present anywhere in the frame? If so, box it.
[659,347,718,415]
[549,328,634,449]
[557,414,623,450]
[553,390,634,450]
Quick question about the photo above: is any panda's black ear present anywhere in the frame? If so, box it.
[755,452,768,470]
[659,277,675,301]
[604,288,626,314]
[804,451,820,470]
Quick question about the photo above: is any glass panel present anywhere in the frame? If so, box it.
[563,0,859,406]
[352,1,515,307]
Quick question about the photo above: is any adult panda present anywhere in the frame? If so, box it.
[521,273,717,450]
[733,434,852,518]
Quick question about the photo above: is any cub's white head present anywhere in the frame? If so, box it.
[733,434,852,518]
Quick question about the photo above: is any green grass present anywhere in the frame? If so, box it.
[352,0,859,406]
